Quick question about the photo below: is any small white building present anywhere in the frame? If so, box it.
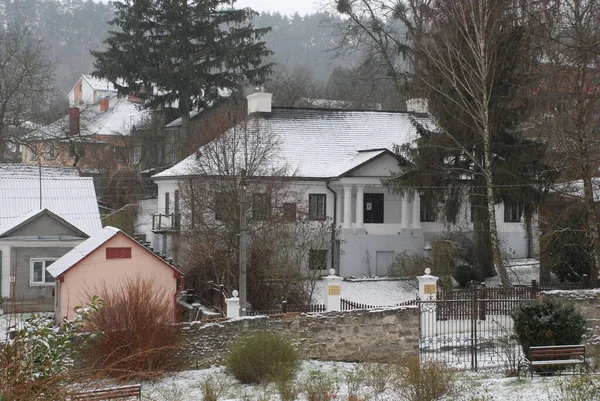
[67,75,118,106]
[150,93,535,277]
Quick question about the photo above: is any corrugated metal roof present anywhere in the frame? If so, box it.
[0,164,81,177]
[0,176,102,236]
[47,226,119,278]
[153,107,436,179]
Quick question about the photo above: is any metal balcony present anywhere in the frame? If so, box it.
[152,213,180,233]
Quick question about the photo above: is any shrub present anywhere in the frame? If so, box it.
[453,264,478,288]
[199,374,231,401]
[552,375,600,401]
[395,357,456,401]
[360,362,396,395]
[0,300,99,400]
[302,371,340,401]
[83,276,181,380]
[226,332,299,384]
[512,299,586,359]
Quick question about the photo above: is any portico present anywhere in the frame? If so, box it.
[332,178,422,234]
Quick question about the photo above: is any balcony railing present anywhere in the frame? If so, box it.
[152,213,180,233]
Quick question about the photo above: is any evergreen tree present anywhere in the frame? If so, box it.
[92,0,273,140]
[384,0,555,282]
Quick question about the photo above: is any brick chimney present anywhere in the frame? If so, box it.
[99,96,110,112]
[247,92,272,115]
[69,107,80,136]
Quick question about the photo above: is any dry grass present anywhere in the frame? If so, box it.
[82,276,181,381]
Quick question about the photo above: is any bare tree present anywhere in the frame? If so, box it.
[533,0,600,286]
[179,109,336,308]
[410,0,537,286]
[0,25,55,156]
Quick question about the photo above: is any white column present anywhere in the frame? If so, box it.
[323,269,342,312]
[412,192,421,229]
[226,290,240,318]
[355,186,364,228]
[336,189,343,226]
[418,268,439,337]
[401,194,411,229]
[343,186,352,228]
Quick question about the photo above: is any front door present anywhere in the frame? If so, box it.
[364,193,384,223]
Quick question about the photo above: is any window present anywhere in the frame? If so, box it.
[309,194,326,220]
[504,201,522,222]
[30,259,56,286]
[364,193,384,223]
[283,202,297,222]
[214,192,229,221]
[309,249,328,270]
[106,247,132,259]
[47,143,55,160]
[252,192,272,220]
[132,144,142,164]
[69,143,85,158]
[420,198,436,222]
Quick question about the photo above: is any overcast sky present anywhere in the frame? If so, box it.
[236,0,324,16]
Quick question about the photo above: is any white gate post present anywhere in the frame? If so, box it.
[418,268,439,337]
[323,269,342,312]
[226,290,240,318]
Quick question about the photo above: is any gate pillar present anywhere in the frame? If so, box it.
[418,268,439,300]
[324,269,342,312]
[418,268,439,337]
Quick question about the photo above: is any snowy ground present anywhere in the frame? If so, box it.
[312,258,541,307]
[137,361,593,401]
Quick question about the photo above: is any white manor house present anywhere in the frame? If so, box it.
[150,93,534,277]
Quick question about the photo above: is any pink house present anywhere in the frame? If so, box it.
[47,226,183,323]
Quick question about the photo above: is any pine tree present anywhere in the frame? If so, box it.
[92,0,273,139]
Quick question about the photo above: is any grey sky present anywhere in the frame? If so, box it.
[97,0,326,16]
[236,0,323,16]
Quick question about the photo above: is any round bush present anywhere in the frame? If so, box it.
[453,264,478,288]
[513,299,586,358]
[226,332,299,384]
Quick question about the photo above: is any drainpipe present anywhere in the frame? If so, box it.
[326,182,337,274]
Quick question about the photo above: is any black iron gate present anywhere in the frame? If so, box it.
[418,288,532,371]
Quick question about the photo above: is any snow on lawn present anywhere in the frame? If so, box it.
[311,258,542,307]
[486,259,542,287]
[139,361,580,401]
[311,279,418,306]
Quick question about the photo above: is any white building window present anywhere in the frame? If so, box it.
[132,144,142,164]
[30,259,57,286]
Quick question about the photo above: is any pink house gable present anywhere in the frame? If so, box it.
[52,228,183,323]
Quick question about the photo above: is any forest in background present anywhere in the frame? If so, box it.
[0,0,399,113]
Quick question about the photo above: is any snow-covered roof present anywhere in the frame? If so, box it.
[551,178,600,202]
[82,75,118,92]
[298,98,383,110]
[31,96,149,140]
[47,226,183,278]
[46,226,120,277]
[0,164,81,177]
[153,107,434,179]
[0,176,102,236]
[164,110,200,128]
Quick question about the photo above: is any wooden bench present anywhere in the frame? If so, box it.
[520,345,587,378]
[70,384,141,400]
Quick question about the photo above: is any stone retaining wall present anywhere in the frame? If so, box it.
[178,306,420,369]
[541,290,600,352]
